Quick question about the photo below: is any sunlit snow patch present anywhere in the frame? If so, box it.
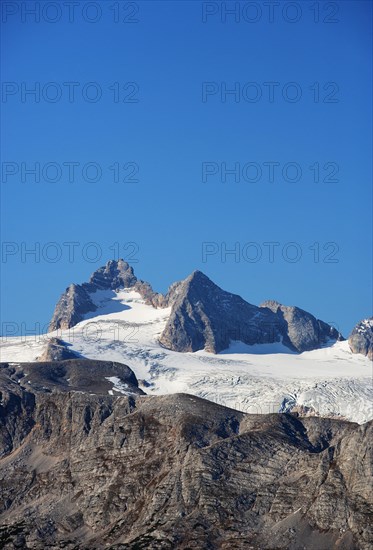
[105,376,131,395]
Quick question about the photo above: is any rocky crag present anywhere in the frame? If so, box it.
[260,300,342,353]
[348,318,373,360]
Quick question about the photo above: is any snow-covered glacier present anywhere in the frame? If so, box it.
[1,288,371,424]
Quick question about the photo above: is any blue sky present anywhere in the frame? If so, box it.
[1,0,372,337]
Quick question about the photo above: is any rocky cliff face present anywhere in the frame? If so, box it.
[348,318,373,360]
[0,367,371,549]
[48,283,97,332]
[260,300,343,352]
[159,271,284,353]
[37,338,79,362]
[87,259,137,290]
[159,273,344,353]
[0,359,143,407]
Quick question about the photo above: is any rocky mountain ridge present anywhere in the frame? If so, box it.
[0,363,372,550]
[49,260,344,354]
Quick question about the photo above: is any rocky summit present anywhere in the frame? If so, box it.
[48,260,167,332]
[0,361,372,550]
[49,260,344,353]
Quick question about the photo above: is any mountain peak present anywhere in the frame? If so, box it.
[88,259,136,290]
[261,300,344,352]
[49,260,139,331]
[105,258,132,271]
[49,261,344,354]
[185,269,213,284]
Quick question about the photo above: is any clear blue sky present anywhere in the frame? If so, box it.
[1,0,372,337]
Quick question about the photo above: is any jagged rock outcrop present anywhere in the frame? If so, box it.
[49,260,162,332]
[37,337,79,362]
[260,300,344,352]
[348,318,373,360]
[48,283,97,332]
[0,373,371,549]
[87,259,137,290]
[0,359,144,404]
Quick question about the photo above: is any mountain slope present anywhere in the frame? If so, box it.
[2,261,370,424]
[0,359,144,408]
[1,283,371,423]
[0,376,372,550]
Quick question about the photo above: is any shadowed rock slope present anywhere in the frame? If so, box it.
[0,359,144,401]
[260,300,343,352]
[159,270,284,353]
[0,366,371,550]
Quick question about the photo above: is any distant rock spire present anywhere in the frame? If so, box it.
[348,318,373,359]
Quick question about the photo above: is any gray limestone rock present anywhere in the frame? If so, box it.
[348,318,373,360]
[37,338,79,362]
[86,258,137,291]
[260,300,344,352]
[159,270,285,353]
[48,283,96,332]
[0,377,371,550]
